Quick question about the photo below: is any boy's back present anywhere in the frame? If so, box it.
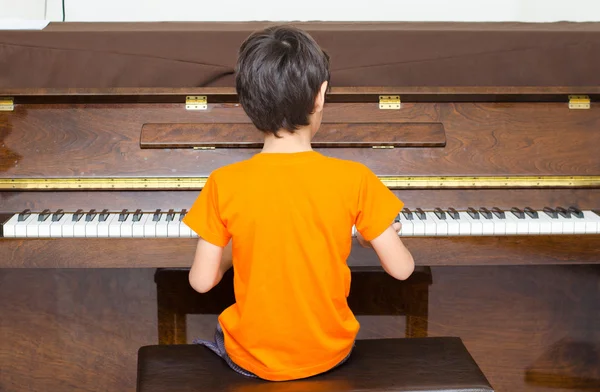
[184,151,402,380]
[182,25,413,382]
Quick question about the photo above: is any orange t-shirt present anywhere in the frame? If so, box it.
[183,151,403,381]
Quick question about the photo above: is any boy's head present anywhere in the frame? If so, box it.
[235,25,330,137]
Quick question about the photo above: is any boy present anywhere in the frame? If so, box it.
[182,25,415,381]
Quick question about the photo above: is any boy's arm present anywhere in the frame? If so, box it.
[189,239,233,293]
[357,222,414,280]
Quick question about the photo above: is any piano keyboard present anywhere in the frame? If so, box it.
[1,207,599,238]
[0,209,197,238]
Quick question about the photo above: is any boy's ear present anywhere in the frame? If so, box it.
[313,81,328,113]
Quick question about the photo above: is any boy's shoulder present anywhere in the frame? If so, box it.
[208,159,252,181]
[209,154,372,182]
[322,156,373,176]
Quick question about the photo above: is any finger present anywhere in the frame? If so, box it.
[392,222,402,232]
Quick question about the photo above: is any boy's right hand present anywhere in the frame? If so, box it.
[357,222,402,248]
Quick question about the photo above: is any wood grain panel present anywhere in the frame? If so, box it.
[1,102,599,177]
[140,122,446,148]
[2,188,598,214]
[0,235,598,268]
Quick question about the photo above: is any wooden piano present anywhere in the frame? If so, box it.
[1,22,599,391]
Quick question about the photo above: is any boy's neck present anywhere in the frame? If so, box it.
[261,126,314,153]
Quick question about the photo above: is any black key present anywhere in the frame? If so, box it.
[118,209,129,222]
[492,207,505,219]
[568,206,584,219]
[402,208,413,220]
[52,209,65,222]
[99,209,110,222]
[85,209,97,222]
[510,207,525,219]
[38,209,51,222]
[467,207,479,219]
[153,209,162,222]
[447,208,459,220]
[166,209,176,222]
[543,206,558,219]
[479,207,493,219]
[524,207,538,219]
[555,206,570,218]
[593,210,600,217]
[179,209,187,221]
[72,209,84,222]
[415,208,426,220]
[434,207,446,220]
[18,209,31,222]
[133,209,143,222]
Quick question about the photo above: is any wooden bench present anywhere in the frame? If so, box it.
[137,337,494,391]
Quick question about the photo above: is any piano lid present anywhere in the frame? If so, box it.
[1,22,600,89]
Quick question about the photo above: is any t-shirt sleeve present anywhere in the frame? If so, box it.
[355,166,404,241]
[182,174,231,247]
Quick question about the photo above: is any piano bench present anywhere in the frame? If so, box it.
[136,337,494,392]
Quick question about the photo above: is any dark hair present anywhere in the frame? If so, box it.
[235,25,330,136]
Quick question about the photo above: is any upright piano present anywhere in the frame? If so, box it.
[0,22,599,391]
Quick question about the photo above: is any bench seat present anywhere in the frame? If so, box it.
[137,337,494,392]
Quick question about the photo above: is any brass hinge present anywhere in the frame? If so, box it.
[379,95,401,109]
[186,96,207,110]
[568,95,590,109]
[0,97,14,111]
[372,145,395,149]
[193,146,215,150]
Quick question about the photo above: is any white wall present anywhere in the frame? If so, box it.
[2,0,600,22]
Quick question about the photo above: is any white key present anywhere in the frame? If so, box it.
[491,212,506,235]
[423,212,438,236]
[61,213,80,237]
[144,213,160,238]
[536,213,554,234]
[557,214,575,234]
[3,214,20,237]
[73,213,89,238]
[582,211,600,234]
[464,213,483,235]
[38,212,54,237]
[429,212,448,236]
[479,213,495,235]
[412,214,426,236]
[457,212,472,236]
[509,211,530,235]
[132,214,149,238]
[120,213,135,238]
[446,214,461,236]
[108,214,123,237]
[524,215,541,235]
[544,211,564,234]
[503,213,519,235]
[97,214,115,238]
[398,213,414,237]
[180,219,194,238]
[25,213,43,238]
[167,213,181,237]
[155,213,169,237]
[50,213,71,238]
[14,212,36,237]
[85,213,100,238]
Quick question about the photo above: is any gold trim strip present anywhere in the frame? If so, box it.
[1,176,599,190]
